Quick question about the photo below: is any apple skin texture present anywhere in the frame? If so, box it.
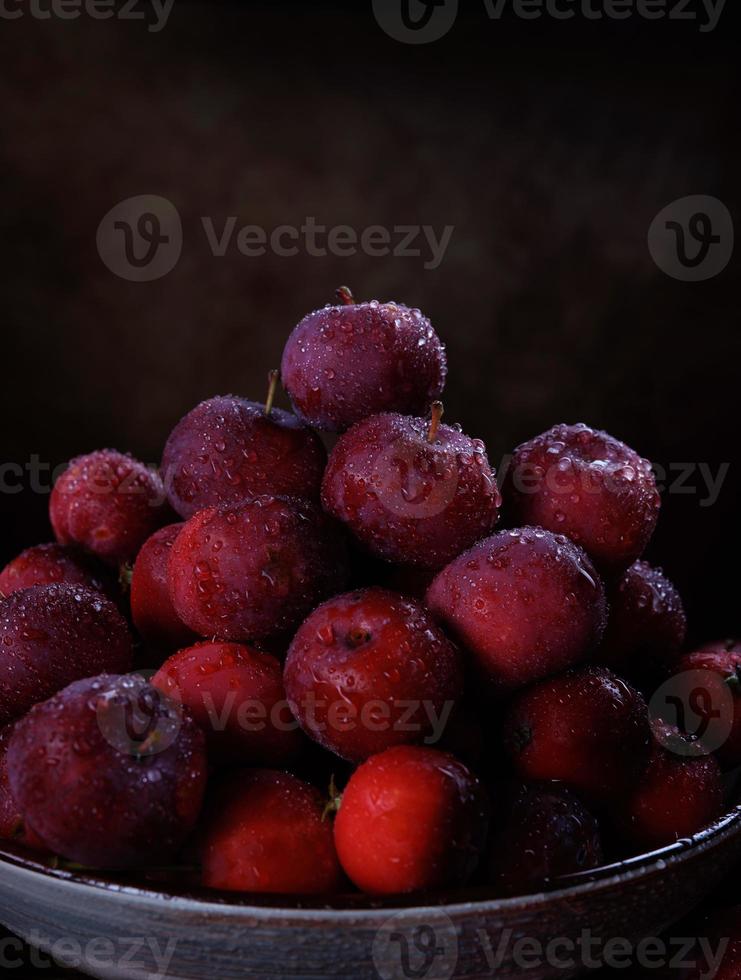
[161,395,327,519]
[487,784,603,896]
[614,737,722,850]
[594,559,687,687]
[168,495,349,644]
[153,641,304,766]
[503,666,651,806]
[322,412,501,570]
[130,524,196,651]
[0,583,132,727]
[506,422,660,575]
[284,587,464,761]
[281,297,447,433]
[334,745,489,895]
[50,449,169,566]
[7,674,208,869]
[0,543,113,600]
[426,526,607,693]
[199,770,343,894]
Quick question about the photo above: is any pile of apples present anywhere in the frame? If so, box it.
[0,288,736,898]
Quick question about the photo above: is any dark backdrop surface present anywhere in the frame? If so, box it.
[0,0,738,641]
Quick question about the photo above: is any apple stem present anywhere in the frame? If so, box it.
[264,370,279,416]
[336,286,355,306]
[118,563,133,593]
[347,627,372,648]
[427,401,444,443]
[725,666,741,695]
[322,774,343,821]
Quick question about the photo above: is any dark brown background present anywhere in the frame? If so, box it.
[0,0,738,640]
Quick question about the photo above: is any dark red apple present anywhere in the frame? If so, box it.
[161,377,327,519]
[505,422,660,574]
[281,288,447,432]
[322,406,501,569]
[426,527,607,693]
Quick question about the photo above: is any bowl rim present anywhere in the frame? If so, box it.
[1,803,740,922]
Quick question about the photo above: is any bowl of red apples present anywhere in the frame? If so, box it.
[0,288,739,980]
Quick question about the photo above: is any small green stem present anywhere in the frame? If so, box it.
[725,665,741,694]
[322,774,343,821]
[264,370,279,417]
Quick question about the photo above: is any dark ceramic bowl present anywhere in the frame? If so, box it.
[1,805,740,980]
